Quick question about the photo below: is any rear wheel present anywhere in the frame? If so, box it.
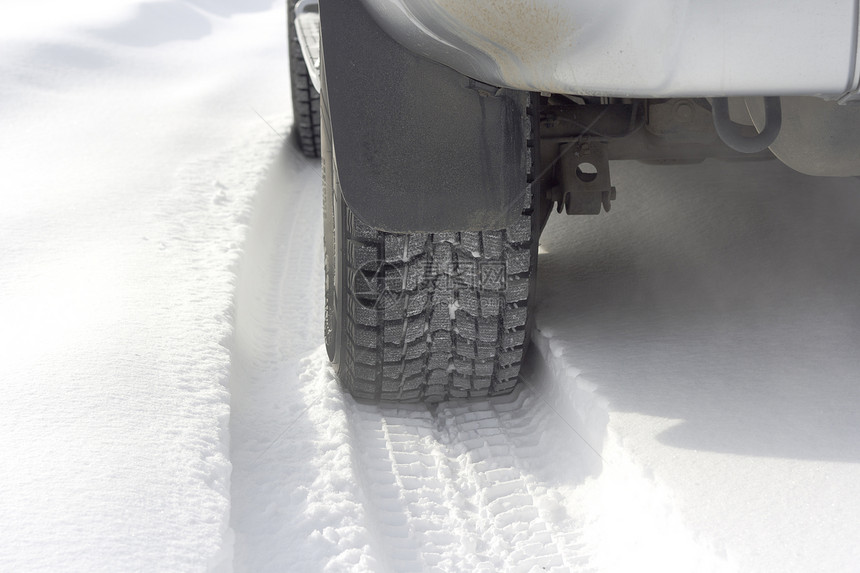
[287,0,320,158]
[322,96,540,403]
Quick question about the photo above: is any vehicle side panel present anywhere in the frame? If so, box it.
[361,0,860,100]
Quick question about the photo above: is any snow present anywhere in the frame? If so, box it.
[0,1,286,570]
[533,161,860,571]
[3,1,860,572]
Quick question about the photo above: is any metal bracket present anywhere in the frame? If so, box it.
[556,141,616,214]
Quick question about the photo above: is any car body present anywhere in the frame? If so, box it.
[362,0,860,102]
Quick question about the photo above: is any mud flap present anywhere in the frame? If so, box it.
[319,0,530,233]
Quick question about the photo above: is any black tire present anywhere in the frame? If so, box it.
[287,0,320,158]
[322,91,540,402]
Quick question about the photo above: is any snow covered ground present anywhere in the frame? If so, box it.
[1,1,286,570]
[3,1,860,572]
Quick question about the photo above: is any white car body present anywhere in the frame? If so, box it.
[363,0,860,102]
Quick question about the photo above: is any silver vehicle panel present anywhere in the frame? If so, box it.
[361,0,860,100]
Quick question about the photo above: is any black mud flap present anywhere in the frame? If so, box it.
[319,0,530,233]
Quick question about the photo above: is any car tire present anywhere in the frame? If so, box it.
[322,89,540,402]
[287,0,320,158]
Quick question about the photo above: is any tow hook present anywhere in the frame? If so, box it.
[712,96,782,153]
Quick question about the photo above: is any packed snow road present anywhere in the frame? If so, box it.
[3,1,860,572]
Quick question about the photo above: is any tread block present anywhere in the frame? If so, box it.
[384,235,407,262]
[430,305,452,332]
[382,298,405,321]
[501,330,526,349]
[460,231,481,256]
[472,377,492,391]
[452,359,473,376]
[455,337,476,359]
[430,331,452,352]
[480,293,501,317]
[403,358,424,378]
[505,247,531,275]
[347,211,380,242]
[498,350,520,367]
[353,364,378,382]
[454,311,477,340]
[354,347,378,366]
[383,322,403,344]
[382,265,405,295]
[452,373,470,389]
[401,375,423,391]
[507,218,532,243]
[348,298,379,326]
[424,385,446,398]
[458,290,479,316]
[350,379,379,395]
[382,377,403,392]
[496,363,521,381]
[350,325,378,349]
[381,289,425,320]
[474,360,495,377]
[431,287,453,306]
[459,264,478,293]
[405,291,428,317]
[348,240,379,268]
[405,339,428,360]
[397,388,422,401]
[383,345,404,362]
[404,255,428,290]
[382,363,403,379]
[479,262,506,291]
[432,242,454,275]
[492,379,518,394]
[503,307,528,330]
[384,234,427,264]
[505,278,529,303]
[408,233,428,259]
[452,375,471,390]
[477,317,499,343]
[476,342,496,360]
[406,316,426,341]
[481,231,504,259]
[433,231,458,245]
[382,315,425,344]
[427,352,450,371]
[429,369,449,386]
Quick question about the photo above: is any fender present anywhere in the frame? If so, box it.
[319,0,531,233]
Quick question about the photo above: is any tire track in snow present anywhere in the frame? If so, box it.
[343,387,597,572]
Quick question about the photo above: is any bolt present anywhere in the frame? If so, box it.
[674,101,694,122]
